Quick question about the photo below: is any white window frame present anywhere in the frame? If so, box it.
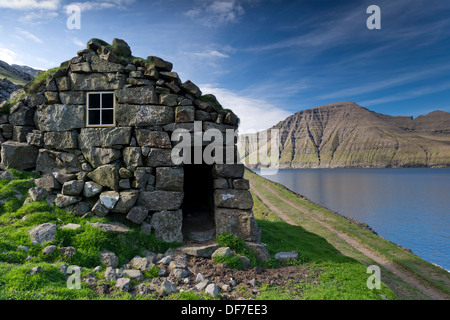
[86,92,116,127]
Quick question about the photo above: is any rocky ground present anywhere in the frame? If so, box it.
[48,241,308,300]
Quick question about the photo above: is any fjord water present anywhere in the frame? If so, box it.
[258,168,450,271]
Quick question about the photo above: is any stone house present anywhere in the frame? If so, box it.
[0,39,264,255]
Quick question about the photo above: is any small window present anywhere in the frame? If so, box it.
[86,92,115,127]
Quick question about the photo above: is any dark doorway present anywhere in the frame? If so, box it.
[182,163,216,242]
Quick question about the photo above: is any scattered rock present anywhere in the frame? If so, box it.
[274,251,299,262]
[100,250,119,268]
[115,278,131,291]
[180,244,220,258]
[42,245,57,255]
[205,283,219,297]
[28,223,57,244]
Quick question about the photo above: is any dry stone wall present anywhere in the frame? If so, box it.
[0,38,262,248]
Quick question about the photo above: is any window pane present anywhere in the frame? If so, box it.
[102,110,114,125]
[88,110,101,125]
[102,93,114,109]
[88,94,101,108]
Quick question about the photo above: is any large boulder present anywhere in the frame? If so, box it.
[137,190,183,211]
[135,129,171,148]
[151,210,183,243]
[213,189,253,210]
[28,223,57,244]
[78,127,132,149]
[215,208,260,242]
[87,164,120,190]
[35,104,85,132]
[44,131,78,150]
[155,167,183,191]
[70,73,121,91]
[116,86,158,105]
[82,147,122,168]
[0,141,39,170]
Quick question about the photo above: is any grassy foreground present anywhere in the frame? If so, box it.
[0,169,446,300]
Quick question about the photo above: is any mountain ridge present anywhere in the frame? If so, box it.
[241,102,450,168]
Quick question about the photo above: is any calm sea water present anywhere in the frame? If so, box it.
[255,168,450,271]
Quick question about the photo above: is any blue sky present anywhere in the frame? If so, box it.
[0,0,449,133]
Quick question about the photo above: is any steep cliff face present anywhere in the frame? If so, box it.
[242,102,450,168]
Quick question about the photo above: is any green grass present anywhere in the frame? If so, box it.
[0,169,403,300]
[0,67,27,86]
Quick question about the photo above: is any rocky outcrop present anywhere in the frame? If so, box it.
[242,102,450,168]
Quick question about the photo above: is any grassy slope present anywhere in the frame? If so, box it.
[0,67,27,86]
[246,169,450,300]
[0,169,446,300]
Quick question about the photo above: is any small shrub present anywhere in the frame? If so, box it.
[213,255,243,270]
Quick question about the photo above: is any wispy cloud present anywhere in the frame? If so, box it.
[200,84,291,134]
[15,28,43,44]
[194,50,229,59]
[0,47,20,65]
[72,37,84,47]
[64,0,135,12]
[18,10,58,24]
[359,81,450,107]
[0,0,61,10]
[185,0,246,27]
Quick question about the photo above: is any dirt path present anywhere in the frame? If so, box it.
[250,180,448,300]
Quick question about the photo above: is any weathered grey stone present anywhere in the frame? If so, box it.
[55,76,70,91]
[36,150,81,174]
[160,93,178,107]
[91,200,109,217]
[12,126,33,143]
[175,105,195,123]
[8,107,35,126]
[133,167,152,189]
[123,147,143,169]
[78,127,132,149]
[118,179,131,189]
[28,187,49,201]
[155,167,183,191]
[112,38,132,56]
[43,245,57,255]
[116,278,131,291]
[195,110,212,121]
[35,105,85,132]
[55,194,82,208]
[274,251,299,262]
[70,72,120,91]
[137,191,183,211]
[34,175,61,190]
[212,164,245,178]
[83,181,103,198]
[211,247,231,260]
[135,129,171,149]
[205,283,219,297]
[90,55,123,73]
[53,172,77,185]
[180,244,220,258]
[123,269,144,281]
[59,246,76,258]
[62,180,84,196]
[44,131,78,150]
[233,178,250,190]
[142,148,175,167]
[147,56,173,71]
[87,164,120,190]
[160,280,177,296]
[0,141,39,170]
[82,147,121,168]
[116,86,158,105]
[213,178,229,189]
[27,130,44,147]
[151,210,183,243]
[119,167,133,179]
[126,206,148,224]
[99,191,120,210]
[66,201,91,216]
[141,222,152,235]
[28,223,57,244]
[215,208,260,242]
[129,257,153,271]
[245,241,270,262]
[135,105,174,126]
[61,223,82,230]
[182,80,202,98]
[44,91,60,104]
[90,222,130,233]
[213,189,253,210]
[59,91,85,104]
[100,250,119,268]
[70,62,91,73]
[195,279,211,291]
